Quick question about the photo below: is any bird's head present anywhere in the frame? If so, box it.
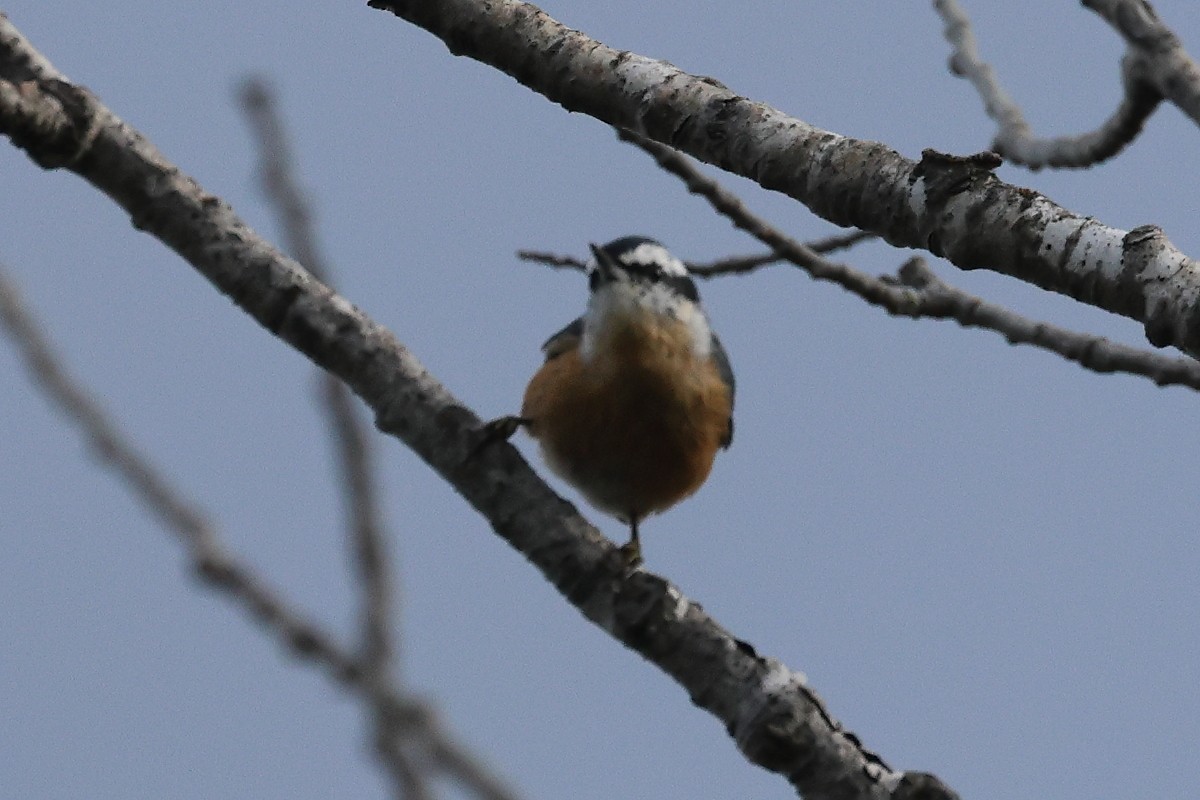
[582,236,712,360]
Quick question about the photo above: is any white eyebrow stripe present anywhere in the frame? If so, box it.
[621,242,688,276]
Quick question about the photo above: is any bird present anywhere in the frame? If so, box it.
[481,236,735,566]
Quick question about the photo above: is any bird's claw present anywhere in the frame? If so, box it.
[468,415,529,460]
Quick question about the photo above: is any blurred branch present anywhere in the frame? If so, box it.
[243,77,529,800]
[0,261,517,800]
[0,18,914,800]
[620,130,1200,390]
[237,75,428,800]
[0,266,363,685]
[934,0,1191,169]
[238,70,395,695]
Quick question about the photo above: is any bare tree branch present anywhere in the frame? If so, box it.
[621,130,1200,390]
[687,230,876,277]
[243,76,530,800]
[936,0,1200,170]
[0,17,916,800]
[614,129,946,312]
[362,0,1200,359]
[1082,0,1200,127]
[934,0,1161,168]
[237,75,432,800]
[238,70,395,702]
[423,709,530,800]
[518,229,877,277]
[514,249,588,271]
[895,256,1200,386]
[0,259,519,800]
[0,265,361,686]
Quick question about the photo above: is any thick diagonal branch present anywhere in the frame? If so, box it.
[363,0,1200,359]
[0,17,931,800]
[620,131,1200,391]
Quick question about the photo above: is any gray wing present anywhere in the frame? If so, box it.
[541,317,583,360]
[710,332,736,448]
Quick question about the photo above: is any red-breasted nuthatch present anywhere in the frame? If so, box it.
[483,236,735,565]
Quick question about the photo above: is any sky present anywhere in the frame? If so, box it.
[3,2,1200,799]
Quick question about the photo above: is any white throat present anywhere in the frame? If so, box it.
[581,282,712,362]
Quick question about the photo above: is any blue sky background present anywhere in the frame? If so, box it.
[3,2,1199,798]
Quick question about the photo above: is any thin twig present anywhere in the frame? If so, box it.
[615,129,927,310]
[688,230,876,277]
[619,129,1200,390]
[893,257,1200,387]
[934,0,1160,168]
[514,249,587,271]
[517,229,876,278]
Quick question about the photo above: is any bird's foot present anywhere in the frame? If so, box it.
[468,415,529,460]
[617,537,643,570]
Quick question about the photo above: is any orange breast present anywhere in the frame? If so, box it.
[520,313,732,523]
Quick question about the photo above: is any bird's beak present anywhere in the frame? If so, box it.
[589,242,620,284]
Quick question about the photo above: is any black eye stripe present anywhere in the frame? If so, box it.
[592,259,699,302]
[588,237,699,301]
[664,275,699,302]
[616,259,660,280]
